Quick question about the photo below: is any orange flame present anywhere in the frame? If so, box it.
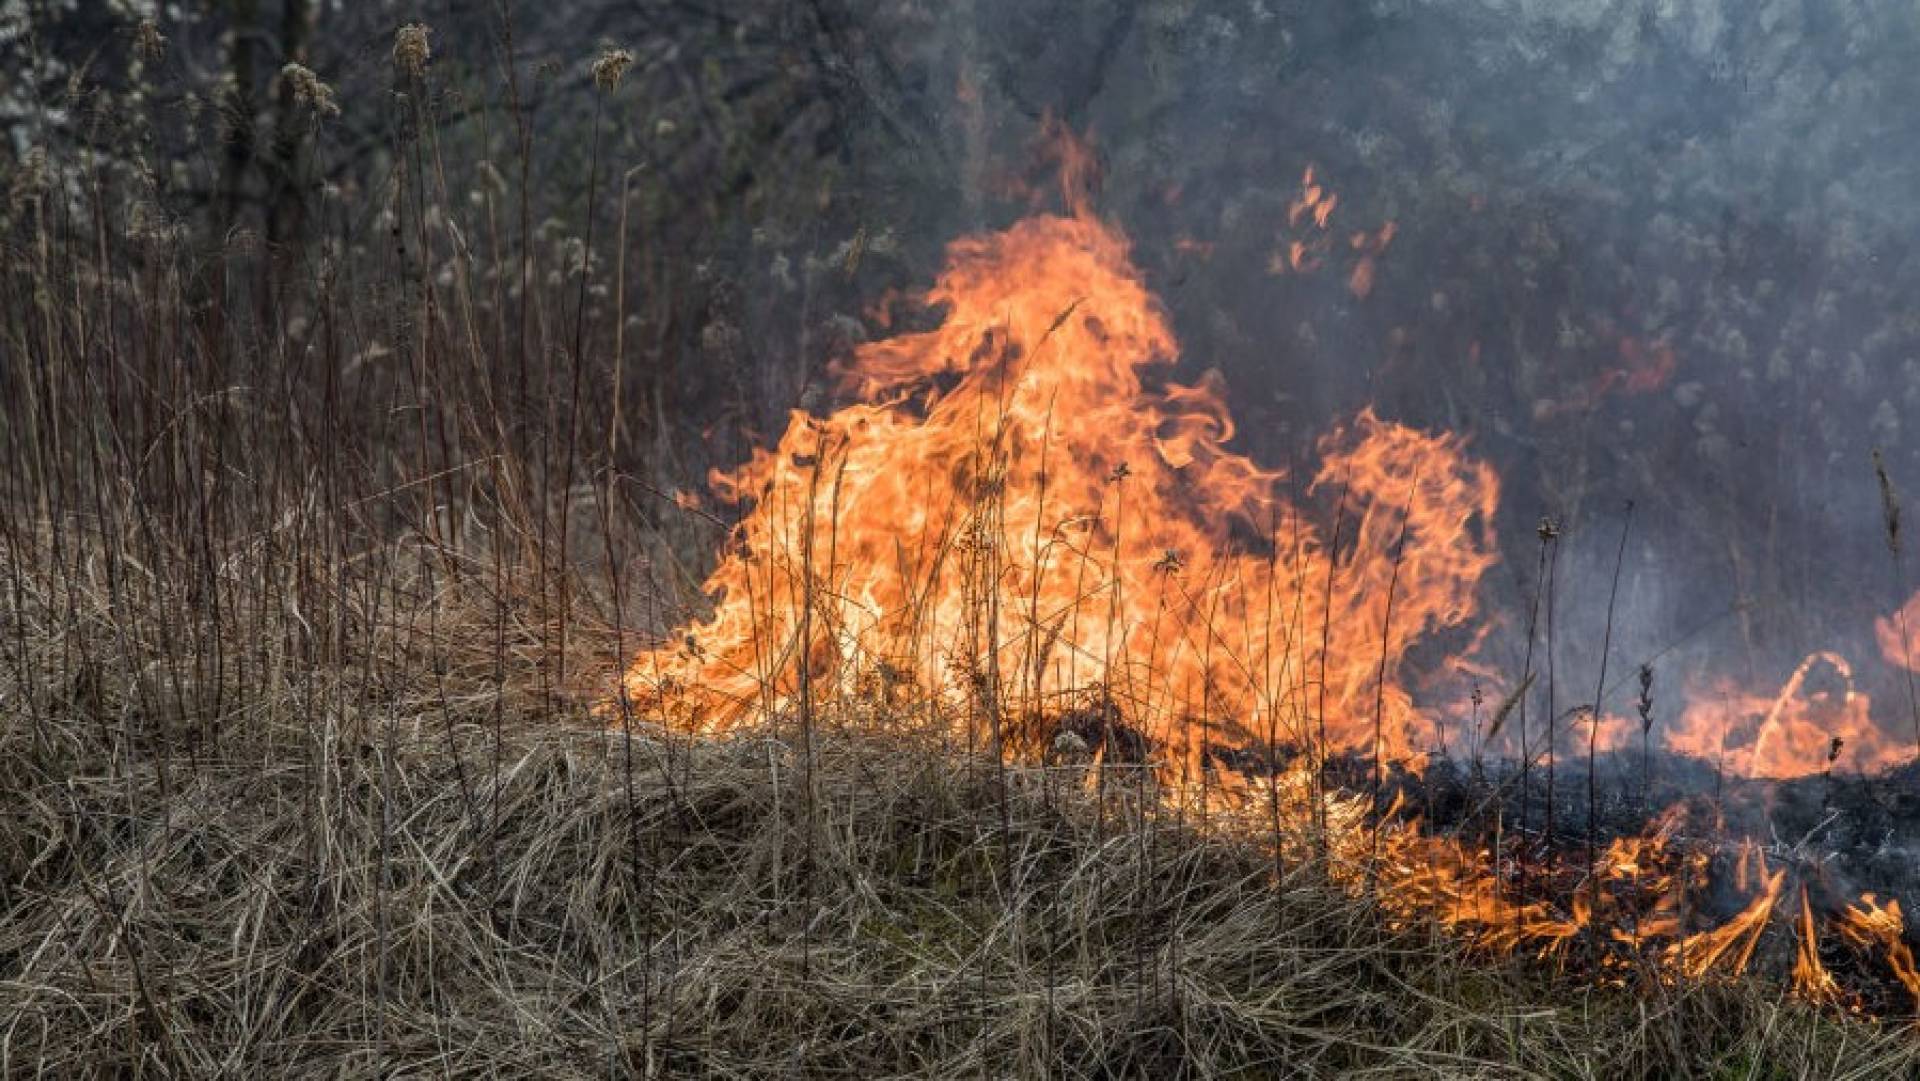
[1838,894,1920,1014]
[1876,589,1920,674]
[1793,885,1843,1004]
[1665,853,1784,979]
[1272,169,1390,288]
[1533,332,1679,419]
[627,175,1496,777]
[621,132,1920,1016]
[1664,652,1907,780]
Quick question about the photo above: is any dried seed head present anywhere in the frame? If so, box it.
[478,161,508,195]
[592,47,634,92]
[1536,516,1561,543]
[1637,663,1655,730]
[126,200,181,247]
[281,63,339,118]
[1051,729,1090,761]
[7,146,50,213]
[1874,448,1901,556]
[1482,672,1533,742]
[134,20,168,63]
[393,23,432,77]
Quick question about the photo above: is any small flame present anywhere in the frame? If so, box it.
[1665,857,1784,979]
[1793,885,1843,1004]
[1838,894,1920,1014]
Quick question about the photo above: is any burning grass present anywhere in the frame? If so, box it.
[614,150,1920,1023]
[5,20,1920,1069]
[5,670,1918,1077]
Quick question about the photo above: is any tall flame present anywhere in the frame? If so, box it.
[627,198,1496,775]
[621,146,1920,1018]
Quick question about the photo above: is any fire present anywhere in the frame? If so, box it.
[1665,856,1785,978]
[1290,166,1338,230]
[1532,330,1678,419]
[626,178,1496,778]
[1568,708,1638,758]
[1272,168,1392,293]
[1663,652,1908,780]
[1347,222,1397,299]
[1839,895,1920,1014]
[1794,885,1843,1004]
[621,139,1920,1019]
[1876,589,1920,675]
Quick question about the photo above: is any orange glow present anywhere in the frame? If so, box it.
[1275,168,1390,284]
[1533,331,1679,419]
[1876,589,1920,673]
[1290,167,1332,229]
[626,159,1497,780]
[1838,895,1920,1014]
[1793,885,1842,1004]
[1567,708,1638,758]
[1666,855,1784,979]
[1663,653,1907,780]
[621,131,1920,1016]
[1348,259,1376,299]
[1604,336,1677,395]
[1346,223,1396,299]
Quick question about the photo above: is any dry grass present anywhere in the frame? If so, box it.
[3,11,1918,1076]
[2,566,1916,1078]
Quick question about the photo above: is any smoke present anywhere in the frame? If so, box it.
[837,0,1920,751]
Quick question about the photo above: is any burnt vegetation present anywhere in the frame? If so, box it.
[5,1,1920,1077]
